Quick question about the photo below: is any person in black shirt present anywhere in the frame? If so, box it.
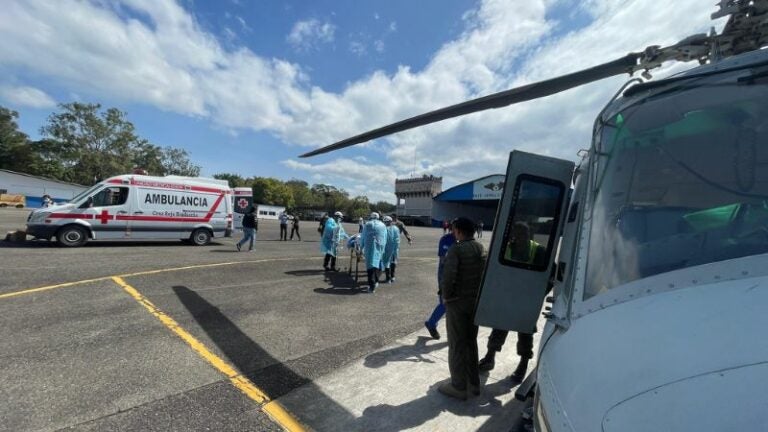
[236,206,258,251]
[290,214,301,241]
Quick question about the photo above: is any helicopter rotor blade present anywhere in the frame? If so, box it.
[300,53,640,158]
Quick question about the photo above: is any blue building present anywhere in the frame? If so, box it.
[431,174,505,228]
[0,169,87,208]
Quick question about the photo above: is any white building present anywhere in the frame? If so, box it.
[0,169,88,208]
[395,175,443,225]
[256,204,285,220]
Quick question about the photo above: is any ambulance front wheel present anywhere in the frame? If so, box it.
[190,228,212,246]
[57,225,88,247]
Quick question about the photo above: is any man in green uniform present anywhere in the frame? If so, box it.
[438,217,486,400]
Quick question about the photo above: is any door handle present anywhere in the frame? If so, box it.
[133,211,144,215]
[117,211,128,214]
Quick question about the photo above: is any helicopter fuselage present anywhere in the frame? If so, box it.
[527,47,768,431]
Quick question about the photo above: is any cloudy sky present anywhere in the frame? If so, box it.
[0,0,724,202]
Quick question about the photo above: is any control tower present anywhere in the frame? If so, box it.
[394,175,442,225]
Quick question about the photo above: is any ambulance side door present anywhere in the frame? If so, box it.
[475,151,574,333]
[131,186,180,239]
[84,186,131,239]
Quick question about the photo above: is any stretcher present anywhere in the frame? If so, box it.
[347,234,363,284]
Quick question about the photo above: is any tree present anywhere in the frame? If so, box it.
[131,141,165,176]
[252,177,295,208]
[40,103,138,183]
[345,196,370,220]
[213,173,246,188]
[0,107,36,173]
[286,179,315,208]
[38,102,200,184]
[27,139,67,179]
[310,184,349,211]
[371,201,396,215]
[160,147,200,177]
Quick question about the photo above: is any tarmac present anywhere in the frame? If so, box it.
[277,323,540,432]
[1,207,538,432]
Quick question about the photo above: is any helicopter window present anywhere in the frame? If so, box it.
[585,82,768,299]
[498,175,565,272]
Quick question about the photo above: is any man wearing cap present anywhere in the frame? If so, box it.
[361,212,387,293]
[381,216,401,283]
[321,211,347,271]
[439,217,486,400]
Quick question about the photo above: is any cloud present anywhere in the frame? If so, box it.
[0,85,56,108]
[235,16,252,33]
[349,41,367,56]
[287,19,336,50]
[283,158,397,186]
[281,0,725,194]
[0,0,730,201]
[282,158,397,202]
[222,27,237,43]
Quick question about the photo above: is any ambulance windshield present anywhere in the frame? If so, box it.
[69,184,103,205]
[585,80,768,299]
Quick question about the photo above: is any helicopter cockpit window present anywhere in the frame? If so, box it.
[498,175,565,272]
[585,81,768,299]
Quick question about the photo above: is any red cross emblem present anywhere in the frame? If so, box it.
[238,198,249,209]
[98,210,112,224]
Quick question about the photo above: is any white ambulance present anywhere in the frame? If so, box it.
[26,174,233,247]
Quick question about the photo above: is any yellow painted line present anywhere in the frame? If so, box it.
[263,401,309,431]
[116,257,305,278]
[0,258,311,301]
[111,276,306,432]
[0,276,111,300]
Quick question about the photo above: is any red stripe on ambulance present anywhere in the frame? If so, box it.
[107,178,225,194]
[46,194,225,224]
[48,213,94,220]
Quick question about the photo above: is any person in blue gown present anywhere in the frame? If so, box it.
[381,215,401,283]
[321,211,347,271]
[361,212,387,293]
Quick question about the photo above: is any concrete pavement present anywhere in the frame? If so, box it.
[277,320,540,432]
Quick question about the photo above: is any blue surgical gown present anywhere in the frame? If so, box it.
[362,220,387,269]
[381,225,401,268]
[321,218,347,256]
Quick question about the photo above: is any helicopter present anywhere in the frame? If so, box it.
[300,1,768,431]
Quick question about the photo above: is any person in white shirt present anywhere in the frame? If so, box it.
[279,212,289,241]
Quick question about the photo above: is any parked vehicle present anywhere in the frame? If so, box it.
[0,193,25,208]
[26,175,233,247]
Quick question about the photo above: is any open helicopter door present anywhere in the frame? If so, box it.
[475,151,574,333]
